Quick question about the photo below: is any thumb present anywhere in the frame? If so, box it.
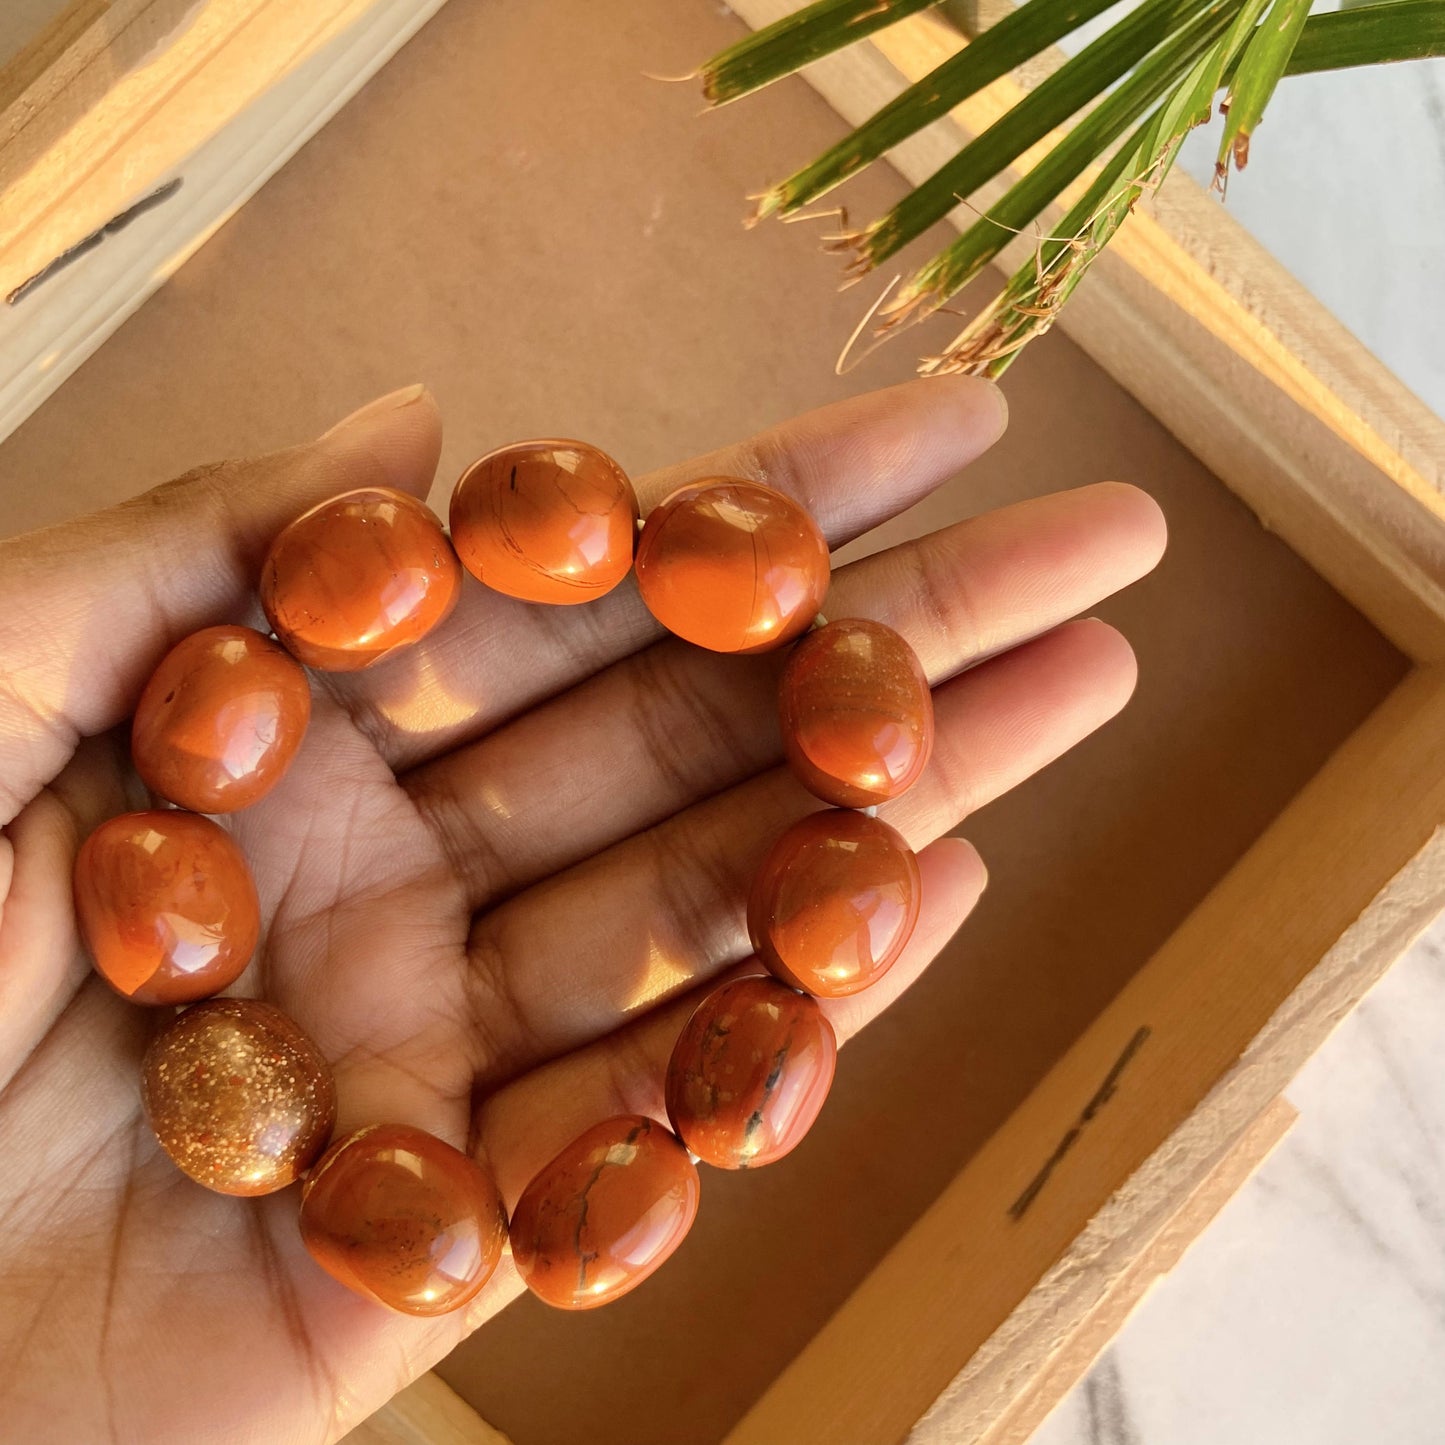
[0,384,442,823]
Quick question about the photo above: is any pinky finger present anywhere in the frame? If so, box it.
[472,836,988,1205]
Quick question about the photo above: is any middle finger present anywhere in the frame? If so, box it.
[459,616,1137,1092]
[408,482,1163,911]
[326,376,1007,769]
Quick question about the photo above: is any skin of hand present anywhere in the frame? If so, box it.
[0,377,1165,1444]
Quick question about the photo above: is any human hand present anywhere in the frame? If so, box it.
[0,379,1164,1443]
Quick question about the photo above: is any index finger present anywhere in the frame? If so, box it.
[0,386,441,824]
[330,375,1009,772]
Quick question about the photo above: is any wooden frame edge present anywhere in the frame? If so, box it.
[343,1371,512,1445]
[726,664,1445,1444]
[0,0,450,443]
[965,1095,1299,1445]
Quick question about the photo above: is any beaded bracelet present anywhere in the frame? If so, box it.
[73,438,934,1317]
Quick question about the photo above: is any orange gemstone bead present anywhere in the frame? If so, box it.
[749,810,921,998]
[779,618,934,808]
[141,999,335,1196]
[449,439,639,604]
[74,810,260,1005]
[131,625,311,813]
[260,487,461,671]
[666,974,836,1169]
[511,1116,699,1310]
[299,1124,508,1316]
[635,478,829,653]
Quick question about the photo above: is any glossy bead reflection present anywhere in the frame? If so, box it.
[132,625,311,812]
[141,999,336,1195]
[74,810,260,1005]
[450,439,639,604]
[511,1116,699,1310]
[635,478,829,653]
[779,618,934,807]
[299,1124,508,1316]
[260,487,461,671]
[749,810,921,998]
[666,974,836,1169]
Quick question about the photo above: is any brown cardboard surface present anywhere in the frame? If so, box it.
[0,1,1406,1442]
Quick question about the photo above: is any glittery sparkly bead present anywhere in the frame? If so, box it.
[141,999,336,1196]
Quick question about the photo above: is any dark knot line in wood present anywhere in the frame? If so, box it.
[7,178,184,305]
[1007,1024,1152,1222]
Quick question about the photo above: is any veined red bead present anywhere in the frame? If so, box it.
[260,487,460,671]
[74,810,260,1006]
[511,1116,699,1310]
[666,974,836,1169]
[450,439,638,604]
[635,478,829,653]
[749,810,921,998]
[132,625,311,813]
[300,1124,508,1316]
[779,618,933,807]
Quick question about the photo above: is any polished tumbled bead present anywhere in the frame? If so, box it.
[749,810,921,998]
[666,974,837,1169]
[261,487,461,671]
[779,618,934,807]
[449,439,639,604]
[131,625,311,813]
[635,478,829,653]
[141,999,336,1196]
[510,1115,700,1310]
[74,810,260,1005]
[299,1124,509,1316]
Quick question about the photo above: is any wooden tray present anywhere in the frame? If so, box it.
[3,3,1443,1443]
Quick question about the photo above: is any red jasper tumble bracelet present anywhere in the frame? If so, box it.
[72,437,935,1316]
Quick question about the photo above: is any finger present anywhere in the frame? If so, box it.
[411,481,1164,910]
[464,618,1136,1090]
[327,375,1008,770]
[0,386,441,822]
[472,837,986,1202]
[0,734,135,1088]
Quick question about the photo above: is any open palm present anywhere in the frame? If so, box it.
[0,379,1164,1445]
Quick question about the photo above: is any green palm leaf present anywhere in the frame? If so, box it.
[701,0,1445,375]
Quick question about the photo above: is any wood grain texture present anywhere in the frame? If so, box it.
[1,0,426,290]
[0,0,447,439]
[0,0,105,115]
[728,667,1445,1445]
[726,2,1445,662]
[343,1372,512,1445]
[958,1096,1298,1445]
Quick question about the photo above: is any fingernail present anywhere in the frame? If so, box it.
[981,378,1009,435]
[320,384,427,440]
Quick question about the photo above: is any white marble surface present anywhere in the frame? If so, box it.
[1064,8,1445,420]
[1031,917,1445,1445]
[1029,48,1445,1445]
[1172,61,1445,421]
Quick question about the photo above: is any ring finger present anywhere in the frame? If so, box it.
[461,618,1136,1091]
